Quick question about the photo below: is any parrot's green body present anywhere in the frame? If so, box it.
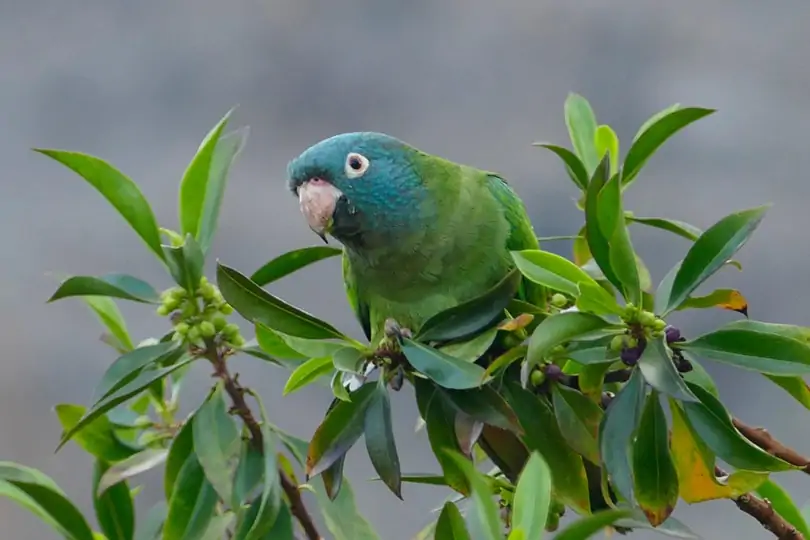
[288,132,545,343]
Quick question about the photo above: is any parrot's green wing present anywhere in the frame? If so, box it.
[485,173,546,307]
[342,252,372,340]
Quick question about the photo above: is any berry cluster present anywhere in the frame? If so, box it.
[610,303,683,365]
[155,277,244,348]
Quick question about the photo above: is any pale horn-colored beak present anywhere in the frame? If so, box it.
[298,178,343,243]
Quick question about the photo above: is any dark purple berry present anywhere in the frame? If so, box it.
[665,325,682,343]
[620,346,642,365]
[543,363,564,381]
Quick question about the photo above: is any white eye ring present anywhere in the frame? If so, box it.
[345,152,370,179]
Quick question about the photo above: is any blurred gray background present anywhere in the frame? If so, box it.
[3,0,810,538]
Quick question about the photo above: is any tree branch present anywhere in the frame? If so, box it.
[206,343,322,540]
[732,419,810,474]
[715,466,803,539]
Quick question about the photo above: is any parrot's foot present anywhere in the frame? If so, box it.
[383,318,412,340]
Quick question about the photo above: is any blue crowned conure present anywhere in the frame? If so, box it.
[287,131,546,344]
[287,132,617,515]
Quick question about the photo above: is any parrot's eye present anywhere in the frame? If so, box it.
[345,152,370,179]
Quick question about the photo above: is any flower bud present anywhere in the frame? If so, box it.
[550,293,568,308]
[223,323,240,337]
[219,303,234,315]
[530,369,547,387]
[212,315,228,331]
[609,335,626,352]
[174,322,190,335]
[199,321,216,338]
[638,311,656,327]
[653,318,667,331]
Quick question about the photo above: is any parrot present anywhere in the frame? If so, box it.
[287,132,619,517]
[286,131,547,345]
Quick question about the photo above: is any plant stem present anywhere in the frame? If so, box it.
[204,341,322,540]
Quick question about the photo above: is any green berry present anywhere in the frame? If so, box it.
[550,293,568,307]
[187,326,201,342]
[609,335,626,352]
[170,287,187,300]
[200,282,217,301]
[219,303,234,315]
[200,276,209,285]
[530,369,547,387]
[199,321,216,338]
[212,315,228,331]
[223,323,240,337]
[626,336,639,349]
[174,322,190,335]
[653,318,667,331]
[156,305,170,316]
[638,311,656,327]
[229,334,246,347]
[171,331,184,342]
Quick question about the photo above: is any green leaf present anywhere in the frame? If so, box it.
[58,355,195,452]
[331,371,352,402]
[756,479,810,538]
[401,338,488,390]
[231,441,263,509]
[199,513,235,540]
[83,297,134,351]
[217,262,345,340]
[654,262,680,316]
[413,379,469,495]
[178,109,233,243]
[363,380,402,498]
[96,449,168,497]
[165,415,195,500]
[554,508,634,540]
[595,124,620,176]
[575,281,623,316]
[511,249,599,297]
[253,323,307,361]
[552,384,603,464]
[627,215,701,241]
[511,452,552,540]
[632,390,678,526]
[250,246,343,286]
[441,386,522,434]
[622,107,715,187]
[435,501,471,540]
[93,460,135,540]
[638,336,698,402]
[599,174,641,303]
[583,159,623,292]
[48,274,160,304]
[0,462,95,540]
[54,404,138,463]
[439,327,499,363]
[477,425,529,485]
[632,103,681,142]
[527,311,615,368]
[332,346,366,373]
[447,452,502,540]
[193,383,241,503]
[306,382,378,477]
[283,356,334,395]
[415,268,521,342]
[599,368,645,503]
[240,394,282,540]
[680,382,794,471]
[92,342,181,402]
[565,335,619,365]
[133,502,167,540]
[532,143,589,190]
[311,472,382,540]
[615,511,700,539]
[196,125,249,254]
[564,93,600,176]
[679,352,720,398]
[34,149,165,263]
[163,453,218,540]
[163,235,204,293]
[679,326,810,375]
[664,205,769,313]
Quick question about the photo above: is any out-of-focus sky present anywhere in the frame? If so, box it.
[2,1,810,538]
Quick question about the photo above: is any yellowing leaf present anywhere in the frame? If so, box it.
[669,399,767,503]
[498,313,535,332]
[678,289,749,316]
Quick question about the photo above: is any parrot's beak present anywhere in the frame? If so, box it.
[298,178,343,243]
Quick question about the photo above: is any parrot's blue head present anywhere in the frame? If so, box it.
[287,132,431,247]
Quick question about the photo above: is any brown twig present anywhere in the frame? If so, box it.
[715,466,803,539]
[205,342,322,540]
[732,419,810,474]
